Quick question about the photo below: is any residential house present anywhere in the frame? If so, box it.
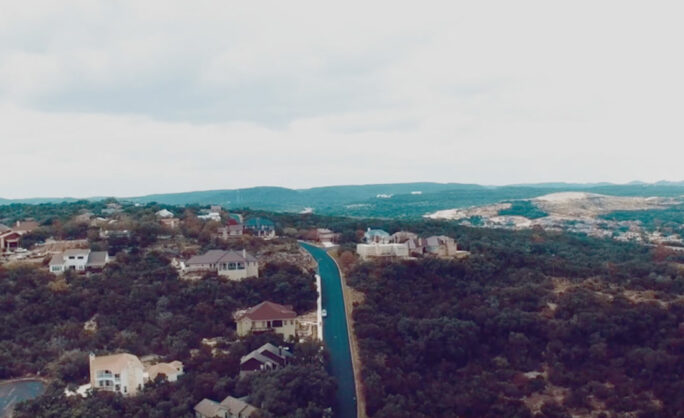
[315,228,339,244]
[89,353,184,397]
[198,212,222,222]
[89,353,145,396]
[0,230,22,252]
[364,228,390,243]
[145,360,184,382]
[13,220,39,234]
[160,217,180,229]
[0,220,39,252]
[217,218,244,239]
[240,343,293,377]
[102,203,122,215]
[185,250,258,280]
[210,205,222,213]
[235,301,297,340]
[156,209,175,218]
[244,217,276,238]
[49,249,110,274]
[390,231,418,243]
[425,235,460,257]
[405,238,426,256]
[356,242,410,260]
[194,395,259,418]
[73,212,94,224]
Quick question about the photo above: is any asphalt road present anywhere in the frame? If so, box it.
[300,243,357,418]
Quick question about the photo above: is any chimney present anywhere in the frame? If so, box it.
[278,346,283,356]
[89,352,95,363]
[242,249,247,258]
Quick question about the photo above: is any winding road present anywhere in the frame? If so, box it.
[300,243,357,418]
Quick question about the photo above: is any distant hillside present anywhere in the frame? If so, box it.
[1,182,683,219]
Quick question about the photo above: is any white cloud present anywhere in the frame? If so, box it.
[0,1,683,198]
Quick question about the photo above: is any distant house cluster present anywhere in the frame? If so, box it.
[49,249,110,274]
[185,249,258,280]
[235,301,298,340]
[85,353,184,397]
[356,228,468,260]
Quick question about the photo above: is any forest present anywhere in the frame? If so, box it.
[2,200,683,417]
[344,227,683,417]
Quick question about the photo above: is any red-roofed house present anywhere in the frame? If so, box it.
[235,301,297,340]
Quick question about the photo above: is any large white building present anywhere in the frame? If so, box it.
[88,353,184,397]
[49,249,110,274]
[356,242,410,260]
[89,353,145,396]
[185,250,258,280]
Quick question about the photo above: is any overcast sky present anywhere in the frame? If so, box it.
[1,1,683,198]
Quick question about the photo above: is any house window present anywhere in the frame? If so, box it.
[69,256,75,259]
[114,374,120,379]
[77,256,84,259]
[123,386,127,393]
[272,320,283,327]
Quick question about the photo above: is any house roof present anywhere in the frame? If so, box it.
[146,362,183,381]
[245,217,275,228]
[90,353,143,373]
[219,396,258,417]
[365,229,390,237]
[64,248,91,257]
[49,254,64,266]
[187,249,226,264]
[0,224,10,233]
[236,301,297,321]
[241,343,292,366]
[156,209,174,218]
[186,250,256,265]
[14,220,39,233]
[87,251,109,267]
[240,351,278,368]
[194,399,222,417]
[0,231,21,240]
[426,235,454,246]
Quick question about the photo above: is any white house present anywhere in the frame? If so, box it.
[364,228,391,243]
[89,353,145,396]
[198,212,221,222]
[185,250,258,280]
[88,353,184,397]
[356,242,410,260]
[155,209,175,218]
[49,249,109,274]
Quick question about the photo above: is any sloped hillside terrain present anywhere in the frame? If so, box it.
[345,226,684,417]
